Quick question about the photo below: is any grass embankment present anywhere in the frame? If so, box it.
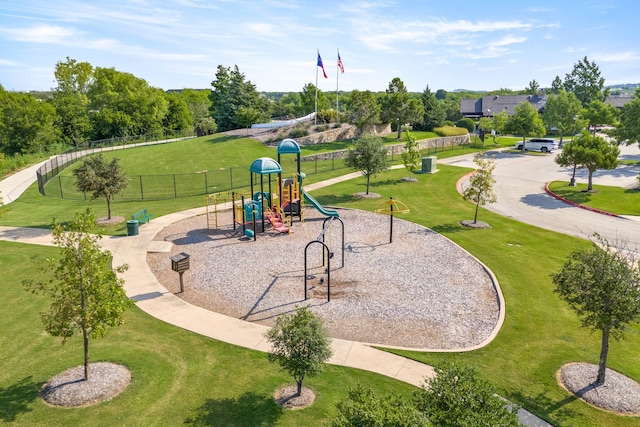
[548,181,640,216]
[308,167,640,427]
[2,133,638,425]
[0,242,417,426]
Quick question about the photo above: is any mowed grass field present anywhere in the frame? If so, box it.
[1,134,639,426]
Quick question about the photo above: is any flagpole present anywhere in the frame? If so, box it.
[315,49,319,125]
[336,48,339,124]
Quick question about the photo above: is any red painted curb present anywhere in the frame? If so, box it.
[544,182,622,218]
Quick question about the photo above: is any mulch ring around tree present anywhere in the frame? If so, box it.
[96,216,125,226]
[460,219,491,229]
[274,385,316,410]
[40,362,131,407]
[558,362,640,416]
[353,192,381,199]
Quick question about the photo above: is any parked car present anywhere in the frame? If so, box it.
[514,138,559,153]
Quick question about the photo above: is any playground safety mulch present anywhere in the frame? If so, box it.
[147,208,501,351]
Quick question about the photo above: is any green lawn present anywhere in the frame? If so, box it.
[548,180,640,216]
[2,134,640,425]
[0,241,418,426]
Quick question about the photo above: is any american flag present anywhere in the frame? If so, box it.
[337,52,344,74]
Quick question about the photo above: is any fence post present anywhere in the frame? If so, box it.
[230,167,233,190]
[204,171,208,194]
[139,175,144,200]
[173,174,177,198]
[58,177,63,199]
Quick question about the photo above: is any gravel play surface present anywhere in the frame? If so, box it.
[147,207,501,350]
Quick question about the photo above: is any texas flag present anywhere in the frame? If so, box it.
[317,51,328,79]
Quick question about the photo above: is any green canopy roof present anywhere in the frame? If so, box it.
[277,138,301,155]
[249,157,282,174]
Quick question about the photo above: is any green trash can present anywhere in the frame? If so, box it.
[127,220,139,236]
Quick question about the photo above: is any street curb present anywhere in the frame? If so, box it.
[544,182,624,219]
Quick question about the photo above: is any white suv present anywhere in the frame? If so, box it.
[515,138,559,153]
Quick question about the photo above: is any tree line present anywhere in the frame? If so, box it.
[3,55,640,161]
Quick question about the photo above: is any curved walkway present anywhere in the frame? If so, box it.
[0,153,580,427]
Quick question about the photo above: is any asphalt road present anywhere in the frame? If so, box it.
[440,143,640,248]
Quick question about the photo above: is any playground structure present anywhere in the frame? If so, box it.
[375,197,410,243]
[206,138,340,239]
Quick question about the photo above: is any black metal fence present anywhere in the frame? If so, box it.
[38,134,469,201]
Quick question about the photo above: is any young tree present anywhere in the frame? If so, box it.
[234,106,262,134]
[506,101,546,149]
[551,235,640,384]
[555,139,583,186]
[462,153,497,224]
[328,384,430,427]
[414,363,520,427]
[264,306,333,397]
[542,91,584,144]
[24,210,133,380]
[345,133,389,195]
[401,130,421,180]
[380,77,425,139]
[74,154,128,220]
[549,75,564,94]
[344,90,381,134]
[568,131,619,191]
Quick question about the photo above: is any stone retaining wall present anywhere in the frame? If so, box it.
[301,134,470,162]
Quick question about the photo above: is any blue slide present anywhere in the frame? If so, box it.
[303,190,340,218]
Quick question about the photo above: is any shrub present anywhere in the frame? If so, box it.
[456,118,476,133]
[433,126,468,137]
[287,125,309,139]
[443,120,455,127]
[315,124,330,132]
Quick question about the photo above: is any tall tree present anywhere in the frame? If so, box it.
[551,235,640,384]
[209,65,270,132]
[414,363,521,427]
[264,306,332,397]
[583,100,618,134]
[88,67,169,139]
[345,133,389,195]
[549,75,564,94]
[462,153,497,224]
[568,131,619,191]
[51,57,94,145]
[380,77,425,139]
[300,83,330,116]
[563,56,609,106]
[401,130,421,180]
[0,89,59,155]
[344,90,381,134]
[542,91,584,144]
[163,92,193,134]
[525,79,540,95]
[24,210,133,380]
[505,101,546,148]
[177,89,212,124]
[415,85,446,131]
[73,154,128,219]
[614,87,640,146]
[435,88,447,100]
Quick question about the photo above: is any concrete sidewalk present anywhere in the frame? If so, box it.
[0,155,553,426]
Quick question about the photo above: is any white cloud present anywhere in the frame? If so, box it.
[7,24,77,43]
[594,51,640,63]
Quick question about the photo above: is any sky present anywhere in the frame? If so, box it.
[1,0,639,94]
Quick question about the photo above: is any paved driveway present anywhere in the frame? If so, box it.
[441,144,640,247]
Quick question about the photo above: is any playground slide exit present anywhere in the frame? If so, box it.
[302,190,340,218]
